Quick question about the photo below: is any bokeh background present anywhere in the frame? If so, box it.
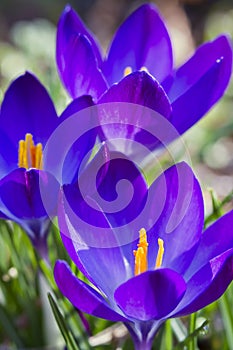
[0,0,232,213]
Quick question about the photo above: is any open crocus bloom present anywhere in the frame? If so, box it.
[0,72,96,251]
[54,161,233,349]
[57,3,232,135]
[0,71,96,183]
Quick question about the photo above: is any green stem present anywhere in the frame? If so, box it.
[219,292,233,350]
[188,313,197,350]
[165,320,172,350]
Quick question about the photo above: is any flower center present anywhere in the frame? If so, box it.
[18,133,43,170]
[133,228,164,276]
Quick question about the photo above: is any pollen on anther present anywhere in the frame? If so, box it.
[35,143,43,169]
[134,228,148,276]
[124,66,132,77]
[140,66,149,74]
[18,133,43,170]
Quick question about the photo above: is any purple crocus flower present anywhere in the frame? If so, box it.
[54,161,233,349]
[0,72,95,253]
[0,71,95,182]
[56,3,232,135]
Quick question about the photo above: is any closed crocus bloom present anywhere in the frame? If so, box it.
[56,3,232,136]
[54,161,233,349]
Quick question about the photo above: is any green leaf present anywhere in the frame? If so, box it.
[174,319,209,350]
[218,291,233,350]
[0,304,24,348]
[205,189,233,227]
[48,292,80,350]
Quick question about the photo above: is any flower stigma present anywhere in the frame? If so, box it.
[134,228,164,276]
[18,133,43,169]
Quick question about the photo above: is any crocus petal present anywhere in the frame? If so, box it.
[96,151,148,229]
[77,142,110,195]
[59,152,147,270]
[58,187,129,299]
[145,162,204,273]
[99,71,171,117]
[0,168,59,218]
[0,129,18,178]
[56,32,107,100]
[0,169,59,240]
[59,152,148,286]
[184,210,233,279]
[172,250,233,317]
[43,101,99,185]
[102,4,173,86]
[0,168,32,218]
[0,72,58,145]
[165,35,233,134]
[98,72,172,156]
[59,95,94,121]
[58,95,96,184]
[54,260,127,322]
[114,269,186,321]
[57,5,102,68]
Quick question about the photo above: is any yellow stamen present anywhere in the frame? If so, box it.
[134,247,146,276]
[123,66,132,77]
[133,228,148,276]
[133,230,165,275]
[18,133,43,170]
[18,140,26,168]
[35,143,43,169]
[155,238,164,268]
